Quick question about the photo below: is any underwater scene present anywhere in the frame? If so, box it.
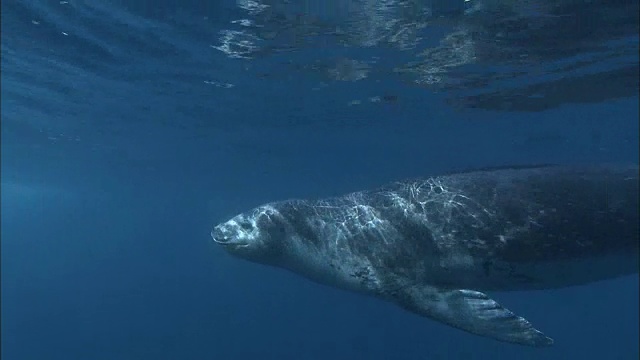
[2,1,639,359]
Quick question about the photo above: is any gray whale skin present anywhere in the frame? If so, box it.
[211,164,639,347]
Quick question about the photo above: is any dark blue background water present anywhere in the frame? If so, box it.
[1,1,638,359]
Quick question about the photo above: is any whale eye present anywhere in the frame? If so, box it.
[264,219,288,241]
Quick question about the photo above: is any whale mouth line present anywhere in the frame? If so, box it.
[211,231,250,248]
[212,238,250,248]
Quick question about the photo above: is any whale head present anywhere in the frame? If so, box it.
[211,204,289,264]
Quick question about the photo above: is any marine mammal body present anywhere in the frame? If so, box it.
[211,164,639,346]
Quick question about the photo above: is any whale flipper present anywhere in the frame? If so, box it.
[395,286,554,347]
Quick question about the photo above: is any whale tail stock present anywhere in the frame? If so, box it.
[394,285,554,347]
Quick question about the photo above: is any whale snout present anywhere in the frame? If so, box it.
[210,225,233,245]
[211,216,256,249]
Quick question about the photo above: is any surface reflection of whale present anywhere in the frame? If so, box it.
[211,164,639,346]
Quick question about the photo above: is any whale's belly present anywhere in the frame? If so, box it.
[441,247,639,291]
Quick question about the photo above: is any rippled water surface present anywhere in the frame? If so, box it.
[1,1,639,359]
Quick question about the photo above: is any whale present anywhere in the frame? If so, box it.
[211,164,639,346]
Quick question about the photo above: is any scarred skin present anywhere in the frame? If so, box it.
[211,164,639,346]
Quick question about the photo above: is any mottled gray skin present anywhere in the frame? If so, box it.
[211,164,639,346]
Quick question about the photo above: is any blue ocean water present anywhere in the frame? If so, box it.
[1,0,638,359]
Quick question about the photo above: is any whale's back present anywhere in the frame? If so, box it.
[412,164,639,290]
